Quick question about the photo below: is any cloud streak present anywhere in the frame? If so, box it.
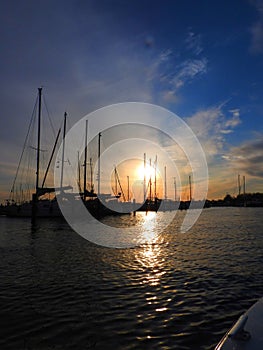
[171,58,208,89]
[147,51,208,102]
[225,138,263,178]
[184,104,241,159]
[250,0,263,53]
[185,29,203,55]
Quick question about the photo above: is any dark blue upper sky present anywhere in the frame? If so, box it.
[0,0,263,200]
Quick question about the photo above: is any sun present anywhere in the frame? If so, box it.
[136,164,156,181]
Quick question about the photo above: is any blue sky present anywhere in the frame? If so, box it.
[0,0,263,202]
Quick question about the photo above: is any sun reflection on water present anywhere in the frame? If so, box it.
[141,211,158,244]
[134,214,170,339]
[134,212,166,287]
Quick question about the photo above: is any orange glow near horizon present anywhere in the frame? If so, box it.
[109,158,167,202]
[108,160,210,202]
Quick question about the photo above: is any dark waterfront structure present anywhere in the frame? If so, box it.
[206,193,263,208]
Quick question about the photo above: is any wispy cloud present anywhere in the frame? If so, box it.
[227,109,241,127]
[225,138,263,178]
[249,0,263,53]
[171,58,208,89]
[184,106,263,197]
[143,28,207,103]
[184,104,241,159]
[162,104,243,199]
[147,51,208,102]
[185,29,203,55]
[250,21,263,53]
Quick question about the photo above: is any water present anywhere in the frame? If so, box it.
[0,207,262,349]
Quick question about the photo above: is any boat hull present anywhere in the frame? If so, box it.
[5,200,61,217]
[215,297,263,350]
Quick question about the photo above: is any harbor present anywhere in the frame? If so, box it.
[2,88,262,222]
[0,88,205,220]
[1,2,263,348]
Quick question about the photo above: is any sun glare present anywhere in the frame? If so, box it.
[136,164,156,181]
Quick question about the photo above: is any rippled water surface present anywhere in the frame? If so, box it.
[0,207,262,349]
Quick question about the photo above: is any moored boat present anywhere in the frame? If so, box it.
[215,297,263,350]
[5,88,71,219]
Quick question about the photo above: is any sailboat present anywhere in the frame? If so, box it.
[80,131,121,217]
[5,88,71,218]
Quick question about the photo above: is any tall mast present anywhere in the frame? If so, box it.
[143,153,146,202]
[41,127,61,188]
[189,175,192,201]
[32,87,42,222]
[83,119,88,200]
[127,175,130,202]
[77,151,81,193]
[89,157,94,193]
[60,112,67,190]
[36,87,42,195]
[243,175,246,207]
[238,174,241,196]
[149,158,152,201]
[154,155,157,199]
[98,132,101,196]
[114,166,118,195]
[174,177,176,202]
[114,166,126,201]
[164,166,167,200]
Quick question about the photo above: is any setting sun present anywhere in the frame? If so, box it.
[136,164,156,181]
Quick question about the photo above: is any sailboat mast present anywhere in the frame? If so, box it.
[154,155,157,199]
[143,153,146,202]
[32,87,42,222]
[60,112,67,190]
[83,120,88,200]
[149,158,152,201]
[114,166,118,195]
[90,158,93,192]
[164,166,167,200]
[36,87,42,194]
[98,132,101,196]
[41,127,61,188]
[189,175,192,201]
[174,177,176,202]
[243,175,246,206]
[127,175,130,202]
[114,166,126,201]
[77,151,82,193]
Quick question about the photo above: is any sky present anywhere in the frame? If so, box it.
[0,0,263,203]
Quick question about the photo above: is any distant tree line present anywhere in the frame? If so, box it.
[206,192,263,207]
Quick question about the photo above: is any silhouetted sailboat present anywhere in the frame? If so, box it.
[6,88,71,218]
